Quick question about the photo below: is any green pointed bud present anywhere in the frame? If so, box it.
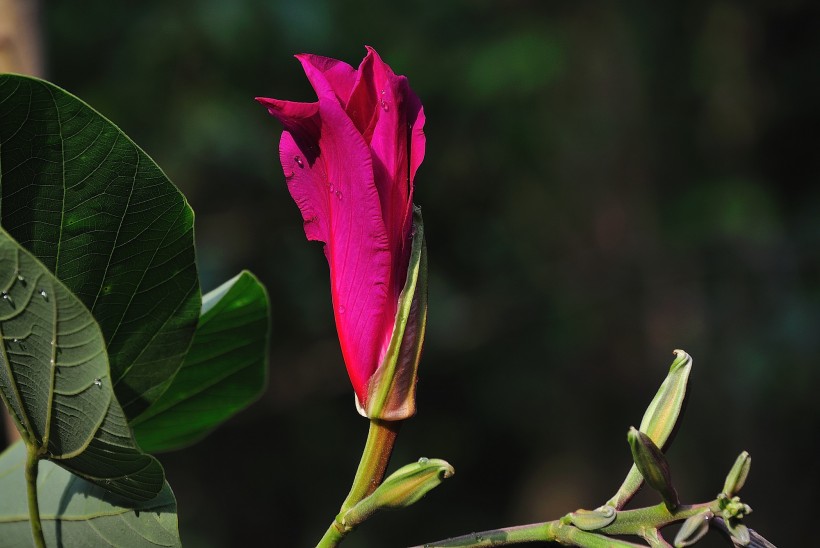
[628,427,679,511]
[365,208,428,420]
[608,350,692,509]
[674,510,713,547]
[639,349,692,448]
[341,457,454,528]
[723,451,751,497]
[568,505,617,531]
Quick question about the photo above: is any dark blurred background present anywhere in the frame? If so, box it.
[8,0,820,546]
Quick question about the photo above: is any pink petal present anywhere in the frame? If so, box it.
[257,83,392,404]
[295,54,358,106]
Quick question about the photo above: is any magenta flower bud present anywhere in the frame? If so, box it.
[257,47,427,420]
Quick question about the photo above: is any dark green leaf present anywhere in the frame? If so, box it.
[0,74,200,419]
[0,441,180,548]
[132,271,270,452]
[0,229,162,501]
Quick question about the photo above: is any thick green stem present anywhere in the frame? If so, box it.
[599,501,718,536]
[414,499,722,547]
[339,419,401,514]
[25,445,45,548]
[316,419,401,548]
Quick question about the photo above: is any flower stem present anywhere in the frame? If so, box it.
[316,419,401,548]
[25,444,45,548]
[339,419,401,514]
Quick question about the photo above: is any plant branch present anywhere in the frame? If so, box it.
[316,419,402,548]
[413,520,644,547]
[414,499,722,547]
[25,444,45,548]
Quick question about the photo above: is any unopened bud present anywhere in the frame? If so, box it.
[341,457,454,528]
[727,521,751,546]
[639,349,692,449]
[628,427,679,511]
[608,351,692,509]
[674,510,712,547]
[723,451,751,497]
[568,505,616,531]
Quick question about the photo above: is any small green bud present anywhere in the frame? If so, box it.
[674,510,712,547]
[341,458,454,528]
[628,427,679,511]
[568,505,617,531]
[727,521,751,546]
[723,451,751,497]
[719,493,752,520]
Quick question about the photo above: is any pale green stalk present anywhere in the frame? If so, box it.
[316,419,401,548]
[414,499,721,547]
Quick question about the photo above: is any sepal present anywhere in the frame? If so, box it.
[364,207,428,420]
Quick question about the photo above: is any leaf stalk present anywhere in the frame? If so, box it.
[25,444,45,548]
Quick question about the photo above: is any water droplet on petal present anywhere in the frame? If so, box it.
[294,156,304,168]
[328,183,335,193]
[380,99,389,112]
[16,274,26,286]
[39,289,48,301]
[12,338,19,343]
[418,457,429,465]
[338,305,346,314]
[335,190,343,200]
[94,378,102,387]
[1,292,14,308]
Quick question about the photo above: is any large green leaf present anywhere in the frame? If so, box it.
[0,74,200,419]
[0,229,163,501]
[132,271,270,453]
[0,441,180,548]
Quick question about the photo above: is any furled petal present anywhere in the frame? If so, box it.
[257,74,392,404]
[257,48,426,413]
[296,54,358,108]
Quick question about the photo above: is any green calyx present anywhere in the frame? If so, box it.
[364,207,428,420]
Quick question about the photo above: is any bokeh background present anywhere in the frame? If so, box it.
[4,1,819,546]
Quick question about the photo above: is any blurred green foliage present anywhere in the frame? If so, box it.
[6,0,817,545]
